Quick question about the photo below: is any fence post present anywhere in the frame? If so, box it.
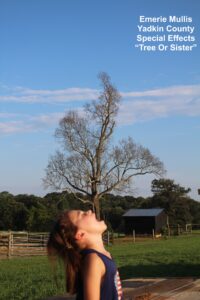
[178,224,180,235]
[8,231,12,259]
[168,226,170,237]
[133,230,135,243]
[109,231,113,245]
[152,229,155,239]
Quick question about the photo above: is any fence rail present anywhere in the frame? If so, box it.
[0,230,113,258]
[0,231,49,258]
[166,224,200,236]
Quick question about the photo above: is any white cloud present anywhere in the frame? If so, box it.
[30,112,64,125]
[121,84,200,98]
[0,86,99,103]
[0,113,65,135]
[0,113,19,118]
[1,84,200,134]
[118,84,200,125]
[0,121,34,134]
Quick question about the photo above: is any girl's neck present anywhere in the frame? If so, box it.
[84,234,109,255]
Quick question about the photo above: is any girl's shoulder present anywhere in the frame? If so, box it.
[81,249,106,277]
[81,248,117,273]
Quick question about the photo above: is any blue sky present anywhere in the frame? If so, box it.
[0,0,200,200]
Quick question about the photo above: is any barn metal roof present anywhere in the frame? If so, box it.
[123,208,164,217]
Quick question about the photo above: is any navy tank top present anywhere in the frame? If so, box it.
[76,248,123,300]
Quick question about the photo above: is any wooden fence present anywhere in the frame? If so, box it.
[0,231,49,258]
[3,226,198,259]
[166,224,200,236]
[0,230,114,258]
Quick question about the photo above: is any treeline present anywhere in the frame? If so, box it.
[0,179,200,232]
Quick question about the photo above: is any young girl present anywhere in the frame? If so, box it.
[47,209,123,300]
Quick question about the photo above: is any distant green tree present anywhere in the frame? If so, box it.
[150,178,192,225]
[0,192,15,230]
[15,194,43,209]
[189,199,200,224]
[151,178,191,197]
[0,192,28,230]
[26,203,55,232]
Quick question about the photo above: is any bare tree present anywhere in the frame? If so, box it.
[44,73,165,219]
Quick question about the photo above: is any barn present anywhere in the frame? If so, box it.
[123,208,167,235]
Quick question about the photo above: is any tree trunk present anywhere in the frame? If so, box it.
[93,195,100,220]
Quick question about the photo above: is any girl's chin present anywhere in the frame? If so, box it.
[100,220,106,225]
[102,222,107,230]
[97,219,107,231]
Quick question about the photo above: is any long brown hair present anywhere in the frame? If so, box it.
[47,210,82,294]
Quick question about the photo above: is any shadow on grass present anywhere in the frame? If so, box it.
[119,263,200,280]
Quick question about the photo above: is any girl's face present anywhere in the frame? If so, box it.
[68,210,107,235]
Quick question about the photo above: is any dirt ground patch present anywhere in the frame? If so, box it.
[122,277,200,300]
[45,277,200,300]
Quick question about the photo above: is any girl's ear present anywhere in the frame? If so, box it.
[75,230,85,241]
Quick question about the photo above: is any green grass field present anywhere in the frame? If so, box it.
[0,235,200,300]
